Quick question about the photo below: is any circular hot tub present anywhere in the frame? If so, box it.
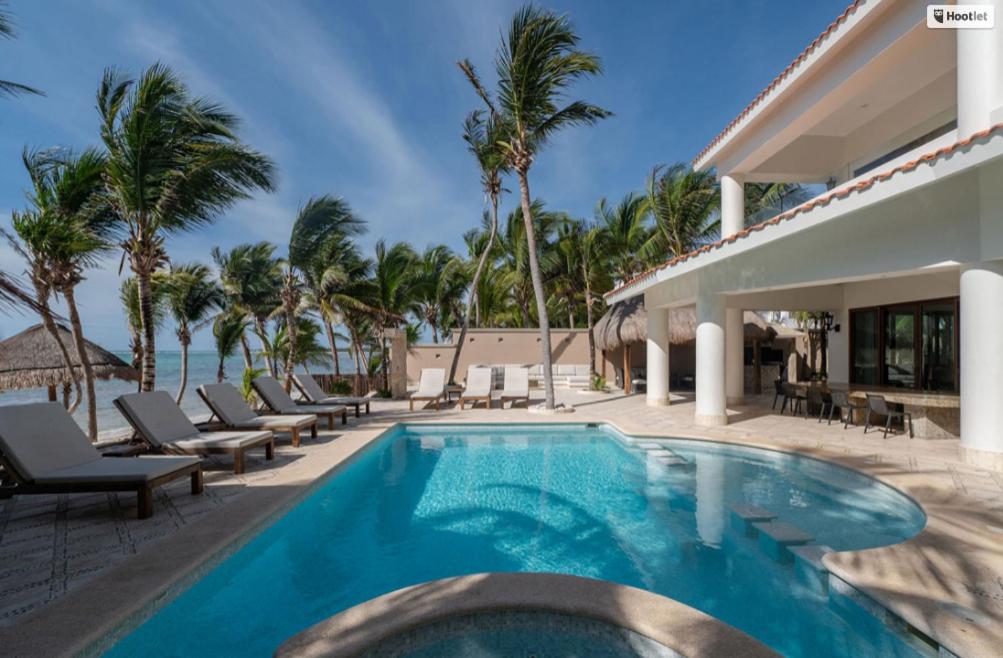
[275,573,778,658]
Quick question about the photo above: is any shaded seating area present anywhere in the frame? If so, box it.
[0,402,203,519]
[114,391,275,475]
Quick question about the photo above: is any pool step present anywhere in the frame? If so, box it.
[728,503,776,537]
[789,544,833,594]
[752,521,814,562]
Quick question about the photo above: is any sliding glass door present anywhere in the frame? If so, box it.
[849,297,958,392]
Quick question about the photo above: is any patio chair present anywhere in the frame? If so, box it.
[0,402,203,519]
[409,368,446,411]
[806,387,833,423]
[827,390,867,429]
[114,391,274,475]
[499,366,531,409]
[458,367,493,410]
[780,384,808,417]
[293,374,375,417]
[771,379,785,410]
[864,394,914,439]
[252,376,348,429]
[197,383,318,448]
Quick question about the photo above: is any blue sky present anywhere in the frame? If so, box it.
[0,0,847,350]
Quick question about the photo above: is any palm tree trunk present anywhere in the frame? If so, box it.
[381,329,390,391]
[253,315,275,377]
[323,319,341,377]
[284,307,297,392]
[135,271,157,392]
[239,334,253,370]
[35,287,82,411]
[176,333,190,404]
[63,285,98,440]
[350,329,364,395]
[585,282,596,383]
[217,353,226,383]
[517,169,555,409]
[567,295,574,329]
[449,194,499,384]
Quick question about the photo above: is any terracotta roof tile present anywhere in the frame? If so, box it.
[606,123,1003,300]
[693,0,866,168]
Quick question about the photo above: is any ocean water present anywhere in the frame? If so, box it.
[0,350,358,434]
[105,424,927,658]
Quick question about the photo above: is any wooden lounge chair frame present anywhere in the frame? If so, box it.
[197,385,318,448]
[499,367,531,409]
[294,375,375,417]
[459,367,493,410]
[113,392,275,475]
[252,376,347,429]
[409,369,446,411]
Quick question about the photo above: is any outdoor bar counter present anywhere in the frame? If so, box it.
[794,382,959,440]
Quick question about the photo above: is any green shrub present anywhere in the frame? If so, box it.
[591,374,607,391]
[329,379,353,395]
[377,388,393,399]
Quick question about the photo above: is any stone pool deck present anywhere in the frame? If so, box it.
[0,390,1001,657]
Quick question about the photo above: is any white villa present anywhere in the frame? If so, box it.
[606,0,1003,470]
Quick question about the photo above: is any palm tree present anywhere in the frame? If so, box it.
[98,63,276,392]
[745,182,812,224]
[165,263,222,402]
[212,311,247,382]
[595,193,651,283]
[284,195,364,390]
[415,244,459,343]
[578,222,609,382]
[448,109,510,383]
[466,5,610,408]
[3,215,81,413]
[270,317,328,373]
[120,274,168,379]
[0,270,39,312]
[371,240,419,390]
[645,164,720,260]
[212,242,283,377]
[0,2,43,98]
[12,147,115,439]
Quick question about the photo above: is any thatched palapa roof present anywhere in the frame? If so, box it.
[0,324,138,391]
[593,296,778,352]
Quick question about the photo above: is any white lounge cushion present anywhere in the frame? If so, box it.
[501,367,530,397]
[34,454,200,485]
[574,365,590,376]
[462,367,493,396]
[556,365,575,376]
[413,369,445,398]
[198,383,259,425]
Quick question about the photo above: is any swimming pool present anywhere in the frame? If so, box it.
[103,423,928,657]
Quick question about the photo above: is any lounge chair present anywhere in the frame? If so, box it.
[499,367,530,408]
[252,376,348,429]
[409,368,445,411]
[459,367,493,409]
[197,383,318,448]
[293,374,375,417]
[114,391,274,475]
[0,402,203,519]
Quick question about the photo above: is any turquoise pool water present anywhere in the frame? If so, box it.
[104,424,927,658]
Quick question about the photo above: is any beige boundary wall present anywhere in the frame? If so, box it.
[407,328,592,385]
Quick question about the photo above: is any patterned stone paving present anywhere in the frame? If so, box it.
[1,389,1001,630]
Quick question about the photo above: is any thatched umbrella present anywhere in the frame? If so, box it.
[0,324,138,402]
[593,297,778,393]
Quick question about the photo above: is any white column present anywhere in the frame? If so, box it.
[960,261,1003,470]
[725,307,744,405]
[646,306,670,406]
[696,291,728,426]
[720,174,745,237]
[957,0,1003,136]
